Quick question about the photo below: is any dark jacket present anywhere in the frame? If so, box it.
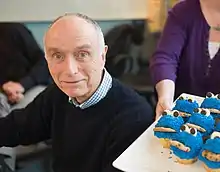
[0,23,51,91]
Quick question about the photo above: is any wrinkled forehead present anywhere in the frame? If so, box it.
[44,17,98,50]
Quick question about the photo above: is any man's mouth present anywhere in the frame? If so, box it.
[61,80,83,84]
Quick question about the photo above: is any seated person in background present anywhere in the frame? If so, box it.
[0,13,154,172]
[0,23,51,171]
[0,23,51,107]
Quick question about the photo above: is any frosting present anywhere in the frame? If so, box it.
[154,111,184,140]
[202,136,220,154]
[173,98,199,115]
[199,137,220,169]
[187,109,214,136]
[201,98,220,110]
[170,126,203,159]
[215,122,220,132]
[199,156,220,169]
[211,113,220,119]
[155,115,184,131]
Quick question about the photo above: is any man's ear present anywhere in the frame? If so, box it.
[101,45,108,62]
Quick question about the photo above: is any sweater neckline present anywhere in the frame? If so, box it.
[197,0,210,31]
[66,78,118,112]
[197,0,220,63]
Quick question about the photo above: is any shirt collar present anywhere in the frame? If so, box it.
[69,69,112,109]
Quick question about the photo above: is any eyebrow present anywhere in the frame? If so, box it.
[75,44,92,50]
[47,47,60,53]
[47,44,92,53]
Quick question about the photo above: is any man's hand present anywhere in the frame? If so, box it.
[2,81,25,103]
[155,97,173,120]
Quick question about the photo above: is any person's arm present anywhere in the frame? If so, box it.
[102,102,154,172]
[0,85,54,147]
[155,79,175,119]
[156,79,175,102]
[14,23,51,91]
[150,3,188,118]
[19,58,51,91]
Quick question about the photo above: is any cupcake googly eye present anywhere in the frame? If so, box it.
[180,125,190,133]
[194,108,210,116]
[178,96,184,100]
[206,92,214,98]
[173,111,179,117]
[217,94,220,99]
[162,111,168,116]
[201,109,206,115]
[211,131,220,139]
[188,99,193,103]
[194,108,199,113]
[189,128,197,136]
[203,109,210,116]
[199,108,210,116]
[180,125,186,131]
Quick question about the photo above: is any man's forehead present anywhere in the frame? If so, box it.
[45,21,97,46]
[44,15,100,51]
[46,16,96,37]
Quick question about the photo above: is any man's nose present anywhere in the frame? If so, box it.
[64,55,79,74]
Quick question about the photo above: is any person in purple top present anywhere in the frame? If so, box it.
[150,0,220,119]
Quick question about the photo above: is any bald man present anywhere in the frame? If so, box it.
[0,13,154,172]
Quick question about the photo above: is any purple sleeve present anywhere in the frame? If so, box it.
[150,5,187,85]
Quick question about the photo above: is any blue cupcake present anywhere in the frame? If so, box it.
[172,96,199,122]
[200,92,220,120]
[215,122,220,132]
[186,108,215,137]
[154,110,184,148]
[198,131,220,172]
[170,124,203,164]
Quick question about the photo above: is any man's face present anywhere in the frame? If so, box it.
[44,17,107,102]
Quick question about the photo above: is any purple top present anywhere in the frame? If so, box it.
[150,0,220,98]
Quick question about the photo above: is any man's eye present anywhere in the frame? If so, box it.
[52,53,63,60]
[78,52,89,58]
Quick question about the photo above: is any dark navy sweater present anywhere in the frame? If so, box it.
[0,78,154,172]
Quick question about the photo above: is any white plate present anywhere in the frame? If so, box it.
[113,93,208,172]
